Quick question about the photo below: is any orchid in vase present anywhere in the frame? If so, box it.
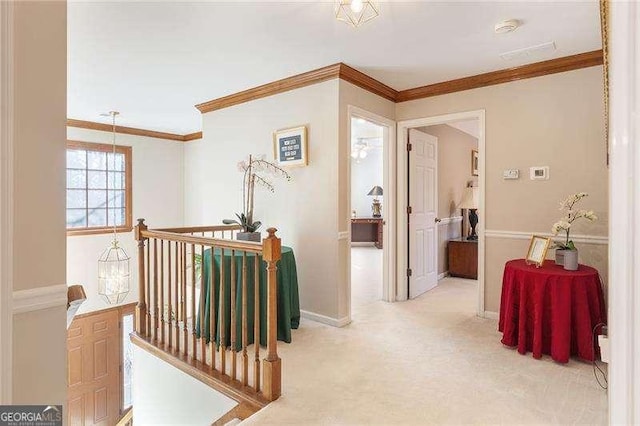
[223,154,291,240]
[551,192,598,251]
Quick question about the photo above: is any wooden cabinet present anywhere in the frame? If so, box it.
[448,239,478,279]
[351,218,383,249]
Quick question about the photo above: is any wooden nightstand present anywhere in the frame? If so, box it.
[351,218,383,249]
[448,239,478,279]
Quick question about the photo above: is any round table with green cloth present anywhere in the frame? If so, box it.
[196,245,300,350]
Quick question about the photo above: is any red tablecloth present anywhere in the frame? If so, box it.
[498,259,606,363]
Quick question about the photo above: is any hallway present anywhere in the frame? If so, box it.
[244,277,607,425]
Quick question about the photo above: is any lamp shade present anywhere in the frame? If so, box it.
[458,186,479,209]
[368,186,383,196]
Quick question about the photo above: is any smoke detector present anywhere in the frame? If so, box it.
[494,19,520,34]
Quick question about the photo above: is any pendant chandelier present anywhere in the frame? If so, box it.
[335,0,379,28]
[97,111,131,304]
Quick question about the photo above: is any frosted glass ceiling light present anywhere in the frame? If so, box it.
[97,111,131,304]
[335,0,379,28]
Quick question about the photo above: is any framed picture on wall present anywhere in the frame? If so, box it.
[525,235,551,267]
[471,149,479,176]
[273,125,308,167]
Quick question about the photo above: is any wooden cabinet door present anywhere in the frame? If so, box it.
[67,309,120,426]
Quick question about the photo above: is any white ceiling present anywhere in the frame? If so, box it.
[68,1,602,134]
[448,119,479,139]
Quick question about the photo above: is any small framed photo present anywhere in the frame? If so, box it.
[471,150,479,176]
[273,125,308,167]
[525,235,551,267]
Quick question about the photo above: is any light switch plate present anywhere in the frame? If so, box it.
[530,166,549,180]
[503,169,519,180]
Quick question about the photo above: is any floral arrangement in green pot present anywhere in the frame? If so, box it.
[551,192,597,269]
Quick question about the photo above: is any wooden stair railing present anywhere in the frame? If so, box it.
[131,219,282,410]
[116,407,133,426]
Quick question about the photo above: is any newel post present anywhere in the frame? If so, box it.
[262,227,282,401]
[134,218,148,336]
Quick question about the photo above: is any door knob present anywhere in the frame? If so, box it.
[435,217,442,223]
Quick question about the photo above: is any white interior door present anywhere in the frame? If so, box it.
[408,129,438,298]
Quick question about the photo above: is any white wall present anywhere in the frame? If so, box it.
[350,147,383,217]
[133,345,236,425]
[184,80,341,319]
[66,127,184,314]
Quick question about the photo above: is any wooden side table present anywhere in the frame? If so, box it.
[448,239,477,279]
[351,218,383,249]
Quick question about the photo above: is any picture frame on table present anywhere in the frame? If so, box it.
[471,149,479,176]
[525,235,551,268]
[273,125,308,167]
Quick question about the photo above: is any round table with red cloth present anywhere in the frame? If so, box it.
[498,259,606,363]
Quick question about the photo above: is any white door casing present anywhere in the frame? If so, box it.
[346,105,397,312]
[408,129,438,298]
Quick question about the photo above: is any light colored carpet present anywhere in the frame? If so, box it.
[350,246,383,310]
[243,259,608,425]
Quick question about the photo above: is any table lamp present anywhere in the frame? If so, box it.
[458,186,479,240]
[368,185,383,218]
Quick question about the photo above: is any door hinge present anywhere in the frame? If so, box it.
[407,142,412,152]
[407,268,412,277]
[407,206,412,214]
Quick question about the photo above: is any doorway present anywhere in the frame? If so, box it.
[397,110,486,316]
[350,117,384,309]
[347,106,396,316]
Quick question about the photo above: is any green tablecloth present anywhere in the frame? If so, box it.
[196,246,300,350]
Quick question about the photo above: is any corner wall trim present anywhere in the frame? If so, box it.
[194,51,603,116]
[395,50,604,102]
[481,311,499,320]
[13,284,67,315]
[300,310,351,328]
[195,63,343,114]
[484,229,608,245]
[67,119,200,142]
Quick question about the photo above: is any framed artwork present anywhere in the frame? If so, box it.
[471,149,479,176]
[525,235,551,267]
[273,125,308,167]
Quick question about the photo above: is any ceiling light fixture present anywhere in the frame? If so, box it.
[494,19,520,34]
[97,111,131,305]
[335,0,379,28]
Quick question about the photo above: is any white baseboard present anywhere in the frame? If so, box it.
[300,310,351,328]
[13,284,67,314]
[437,272,449,280]
[480,310,499,320]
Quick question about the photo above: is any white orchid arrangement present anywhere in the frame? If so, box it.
[222,154,291,233]
[552,192,598,250]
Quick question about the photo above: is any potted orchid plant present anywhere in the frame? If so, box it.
[223,154,291,242]
[551,192,598,270]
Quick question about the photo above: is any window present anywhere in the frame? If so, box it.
[66,141,132,235]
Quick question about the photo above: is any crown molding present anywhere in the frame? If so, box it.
[195,63,342,114]
[67,50,604,143]
[396,50,604,102]
[183,131,203,141]
[66,118,193,142]
[337,63,398,101]
[194,51,603,115]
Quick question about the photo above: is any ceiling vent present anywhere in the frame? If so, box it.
[500,41,557,61]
